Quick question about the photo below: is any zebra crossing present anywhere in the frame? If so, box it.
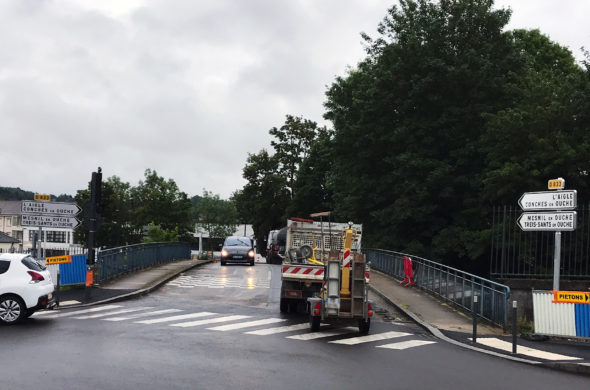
[166,274,271,289]
[33,304,436,352]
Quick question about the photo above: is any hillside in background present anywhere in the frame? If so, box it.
[0,186,74,202]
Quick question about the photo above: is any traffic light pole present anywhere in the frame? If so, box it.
[84,167,102,302]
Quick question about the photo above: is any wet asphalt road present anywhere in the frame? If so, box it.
[2,262,588,390]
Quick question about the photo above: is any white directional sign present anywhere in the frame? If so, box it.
[21,214,81,229]
[518,190,577,211]
[518,211,577,231]
[21,201,81,216]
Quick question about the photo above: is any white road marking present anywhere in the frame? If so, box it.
[171,315,251,328]
[377,340,437,350]
[208,318,287,331]
[38,305,122,319]
[74,307,153,319]
[59,300,81,306]
[33,310,60,316]
[287,327,357,340]
[329,331,411,345]
[246,323,317,335]
[136,312,216,324]
[33,301,80,315]
[471,338,582,361]
[104,309,183,322]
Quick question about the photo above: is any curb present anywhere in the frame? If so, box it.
[64,259,213,308]
[369,283,590,376]
[368,284,541,365]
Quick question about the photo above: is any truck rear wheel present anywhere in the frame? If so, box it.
[358,318,370,334]
[280,298,289,313]
[310,315,321,331]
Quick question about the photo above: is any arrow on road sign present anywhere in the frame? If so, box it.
[21,214,81,229]
[517,211,577,231]
[518,190,577,211]
[21,201,81,216]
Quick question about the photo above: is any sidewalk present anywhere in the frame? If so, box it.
[369,270,590,376]
[55,258,213,307]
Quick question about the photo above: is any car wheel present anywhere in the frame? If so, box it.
[0,295,26,325]
[250,260,255,266]
[221,261,226,266]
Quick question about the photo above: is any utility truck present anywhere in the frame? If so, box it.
[280,213,373,333]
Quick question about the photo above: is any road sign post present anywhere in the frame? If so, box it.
[518,178,577,291]
[517,211,577,231]
[518,190,576,211]
[21,199,81,260]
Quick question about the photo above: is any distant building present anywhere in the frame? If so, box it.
[0,231,20,253]
[0,200,81,256]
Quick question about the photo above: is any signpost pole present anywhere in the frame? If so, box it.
[553,231,561,291]
[37,227,42,260]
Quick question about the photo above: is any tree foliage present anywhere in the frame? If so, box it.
[269,115,327,197]
[130,169,194,241]
[233,149,290,248]
[143,222,179,243]
[233,115,332,248]
[75,170,194,247]
[194,190,237,238]
[321,0,590,272]
[0,187,73,202]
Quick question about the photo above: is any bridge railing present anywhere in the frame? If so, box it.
[364,248,511,328]
[96,242,190,284]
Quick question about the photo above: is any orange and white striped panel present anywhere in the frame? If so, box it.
[282,266,325,280]
[342,250,352,268]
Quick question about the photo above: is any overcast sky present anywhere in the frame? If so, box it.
[1,0,589,200]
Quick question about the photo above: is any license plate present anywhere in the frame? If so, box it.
[232,256,243,259]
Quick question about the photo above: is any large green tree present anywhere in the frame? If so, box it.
[269,115,328,198]
[129,169,194,241]
[287,129,335,218]
[324,0,590,273]
[233,150,291,249]
[481,29,590,203]
[325,0,519,268]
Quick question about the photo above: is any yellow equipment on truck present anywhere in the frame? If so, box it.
[280,214,373,334]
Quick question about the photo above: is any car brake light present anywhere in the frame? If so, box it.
[28,271,45,283]
[368,303,374,318]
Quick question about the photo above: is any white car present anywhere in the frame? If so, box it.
[0,253,56,324]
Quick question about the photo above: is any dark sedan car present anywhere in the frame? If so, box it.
[220,236,255,266]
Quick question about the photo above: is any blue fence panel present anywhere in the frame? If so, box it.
[59,254,87,285]
[575,304,590,337]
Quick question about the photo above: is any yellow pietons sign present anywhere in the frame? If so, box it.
[551,290,590,304]
[34,194,51,201]
[45,255,72,265]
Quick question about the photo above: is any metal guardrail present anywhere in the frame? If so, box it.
[364,248,511,328]
[490,204,590,279]
[96,242,190,284]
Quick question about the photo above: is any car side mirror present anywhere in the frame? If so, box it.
[218,243,223,248]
